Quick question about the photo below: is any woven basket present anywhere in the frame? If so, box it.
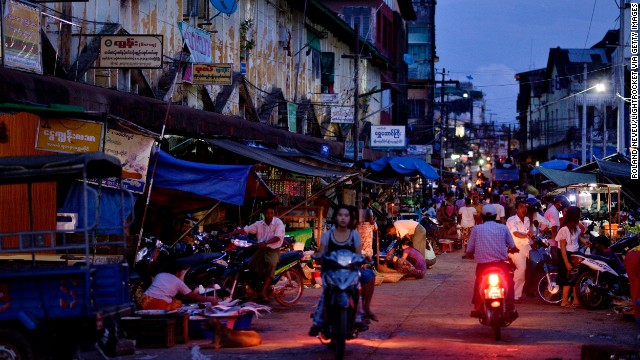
[382,273,404,283]
[374,275,385,286]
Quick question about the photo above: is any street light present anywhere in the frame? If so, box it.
[579,64,606,165]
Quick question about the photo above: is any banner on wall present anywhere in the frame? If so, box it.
[36,118,104,153]
[91,129,155,193]
[177,22,212,63]
[370,125,406,149]
[3,0,43,74]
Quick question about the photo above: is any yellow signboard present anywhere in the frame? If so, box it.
[36,119,104,153]
[189,63,233,85]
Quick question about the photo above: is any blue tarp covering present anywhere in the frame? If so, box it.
[530,159,575,174]
[365,156,440,180]
[153,150,252,206]
[60,182,136,235]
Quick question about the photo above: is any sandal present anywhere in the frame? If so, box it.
[560,302,571,307]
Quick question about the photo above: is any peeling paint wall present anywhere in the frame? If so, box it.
[39,0,382,134]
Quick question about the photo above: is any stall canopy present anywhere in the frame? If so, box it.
[530,159,576,174]
[150,150,270,212]
[534,167,597,187]
[207,139,348,178]
[365,156,440,180]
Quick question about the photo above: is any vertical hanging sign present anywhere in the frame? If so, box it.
[2,0,42,74]
[287,103,297,132]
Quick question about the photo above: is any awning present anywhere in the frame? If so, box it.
[152,150,253,206]
[207,139,348,178]
[534,167,597,187]
[595,159,631,178]
[530,159,576,174]
[365,156,440,180]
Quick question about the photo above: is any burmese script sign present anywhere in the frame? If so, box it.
[177,22,212,63]
[3,0,42,74]
[99,35,163,68]
[188,63,232,85]
[330,106,354,124]
[91,129,155,193]
[370,125,406,149]
[36,118,104,153]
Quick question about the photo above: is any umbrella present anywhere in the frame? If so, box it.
[530,159,575,174]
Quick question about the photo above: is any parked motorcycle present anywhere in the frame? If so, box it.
[527,224,561,304]
[316,249,368,359]
[571,250,629,310]
[222,238,305,306]
[476,257,518,341]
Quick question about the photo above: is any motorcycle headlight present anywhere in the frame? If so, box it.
[135,247,149,262]
[488,274,500,287]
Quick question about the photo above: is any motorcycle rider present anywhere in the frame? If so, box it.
[506,199,532,302]
[466,204,519,320]
[309,204,368,336]
[225,203,285,303]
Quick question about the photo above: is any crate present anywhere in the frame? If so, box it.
[120,317,175,348]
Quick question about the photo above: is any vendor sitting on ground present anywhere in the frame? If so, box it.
[140,261,218,311]
[392,239,427,279]
[388,219,427,258]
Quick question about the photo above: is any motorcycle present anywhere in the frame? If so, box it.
[526,226,561,304]
[571,250,629,310]
[316,249,367,360]
[222,238,305,306]
[476,253,518,341]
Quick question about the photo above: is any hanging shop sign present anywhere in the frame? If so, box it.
[91,129,155,193]
[330,106,354,124]
[320,93,338,103]
[344,141,364,160]
[370,125,406,149]
[185,63,232,85]
[98,35,163,68]
[2,0,43,74]
[36,118,104,153]
[287,103,297,132]
[177,22,212,63]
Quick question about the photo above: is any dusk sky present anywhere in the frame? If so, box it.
[436,0,621,125]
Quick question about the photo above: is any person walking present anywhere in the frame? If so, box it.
[491,194,506,224]
[624,243,640,332]
[458,198,477,251]
[506,199,532,302]
[465,204,519,319]
[357,198,375,258]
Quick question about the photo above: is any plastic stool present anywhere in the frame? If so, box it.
[438,239,454,252]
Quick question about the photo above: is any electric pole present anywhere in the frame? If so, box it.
[342,23,371,164]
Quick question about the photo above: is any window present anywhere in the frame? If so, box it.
[312,50,321,80]
[409,99,426,118]
[320,52,335,93]
[344,7,371,41]
[409,44,428,62]
[183,0,210,19]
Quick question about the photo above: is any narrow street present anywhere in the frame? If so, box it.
[122,252,639,360]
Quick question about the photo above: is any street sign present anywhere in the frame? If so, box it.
[370,126,406,149]
[331,106,354,123]
[344,141,364,160]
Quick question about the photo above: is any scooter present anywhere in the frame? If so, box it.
[477,256,518,341]
[527,223,561,304]
[316,249,368,360]
[221,238,305,306]
[571,251,629,310]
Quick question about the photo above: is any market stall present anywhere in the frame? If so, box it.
[565,183,622,239]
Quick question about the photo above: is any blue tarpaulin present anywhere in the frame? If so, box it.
[530,159,575,174]
[365,156,440,180]
[152,150,252,206]
[60,182,136,235]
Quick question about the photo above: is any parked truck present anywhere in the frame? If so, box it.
[0,153,133,359]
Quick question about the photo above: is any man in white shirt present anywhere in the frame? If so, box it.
[389,219,427,257]
[506,199,532,301]
[458,198,476,251]
[543,195,570,248]
[227,204,285,302]
[491,194,506,224]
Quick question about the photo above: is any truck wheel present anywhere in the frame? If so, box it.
[0,329,33,360]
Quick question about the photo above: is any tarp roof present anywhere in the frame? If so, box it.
[152,150,252,206]
[365,156,440,180]
[208,139,348,178]
[595,158,631,178]
[0,152,121,185]
[534,167,597,187]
